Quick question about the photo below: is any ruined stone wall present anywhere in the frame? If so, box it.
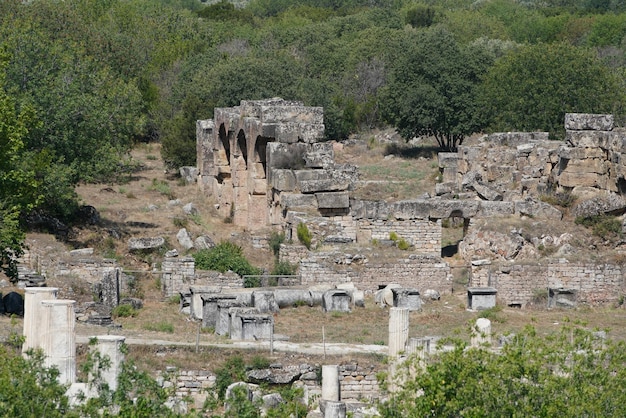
[161,257,243,297]
[440,113,626,200]
[300,251,451,294]
[471,261,625,306]
[163,363,383,408]
[357,219,441,256]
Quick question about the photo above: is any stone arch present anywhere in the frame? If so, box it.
[218,124,231,166]
[254,136,269,179]
[236,129,248,167]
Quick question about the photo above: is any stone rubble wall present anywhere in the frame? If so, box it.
[471,260,625,306]
[357,219,441,255]
[440,113,626,199]
[300,251,451,294]
[162,363,383,408]
[161,257,243,297]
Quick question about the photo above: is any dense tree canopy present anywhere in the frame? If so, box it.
[480,42,623,138]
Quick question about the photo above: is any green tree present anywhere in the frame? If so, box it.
[381,325,626,417]
[381,27,492,151]
[479,42,623,138]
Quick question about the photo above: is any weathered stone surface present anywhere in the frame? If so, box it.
[482,132,549,145]
[299,179,350,193]
[271,169,296,191]
[322,289,351,312]
[514,198,562,220]
[316,192,350,209]
[179,167,198,184]
[128,237,165,251]
[182,203,197,216]
[572,192,626,218]
[429,200,480,219]
[305,143,334,168]
[177,228,194,250]
[473,183,503,201]
[246,367,302,385]
[564,113,614,131]
[279,193,318,209]
[194,235,215,250]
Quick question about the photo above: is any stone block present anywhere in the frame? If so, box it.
[548,288,577,308]
[564,113,613,131]
[390,200,431,220]
[305,143,334,168]
[271,169,296,191]
[473,183,503,201]
[299,179,349,193]
[316,192,350,209]
[202,294,237,329]
[322,290,351,313]
[565,130,613,148]
[252,291,280,313]
[230,308,273,341]
[467,287,497,310]
[279,193,318,209]
[429,200,479,219]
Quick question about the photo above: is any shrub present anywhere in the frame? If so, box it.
[297,222,312,249]
[194,241,261,277]
[397,238,411,251]
[112,304,137,318]
[271,260,297,276]
[214,356,246,399]
[268,230,285,258]
[575,214,622,237]
[389,231,399,242]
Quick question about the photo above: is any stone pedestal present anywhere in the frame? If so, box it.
[229,308,273,340]
[22,287,58,356]
[471,318,492,347]
[41,299,76,384]
[90,335,126,391]
[322,290,351,313]
[321,365,340,402]
[216,300,242,336]
[190,286,221,320]
[388,307,409,358]
[467,287,497,310]
[202,294,237,328]
[391,288,422,311]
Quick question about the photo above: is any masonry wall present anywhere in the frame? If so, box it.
[300,252,451,294]
[471,261,625,306]
[357,219,441,256]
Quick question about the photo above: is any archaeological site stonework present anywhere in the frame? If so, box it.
[195,106,626,307]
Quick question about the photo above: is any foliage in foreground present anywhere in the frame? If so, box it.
[380,324,626,417]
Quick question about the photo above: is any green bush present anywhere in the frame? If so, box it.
[214,356,246,400]
[111,304,137,318]
[268,230,285,258]
[297,222,312,249]
[397,238,410,251]
[271,260,297,276]
[575,214,622,238]
[194,241,261,277]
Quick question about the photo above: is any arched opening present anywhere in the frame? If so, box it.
[218,124,231,165]
[237,130,248,166]
[254,136,269,179]
[441,210,467,258]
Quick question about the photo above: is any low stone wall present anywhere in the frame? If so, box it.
[161,257,244,297]
[162,363,383,408]
[357,219,441,256]
[300,251,451,294]
[471,260,625,306]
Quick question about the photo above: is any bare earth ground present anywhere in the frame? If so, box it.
[2,138,626,372]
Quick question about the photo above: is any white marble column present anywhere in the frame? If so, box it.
[41,299,76,384]
[22,287,58,356]
[321,364,340,402]
[471,317,492,347]
[388,307,409,358]
[90,335,126,391]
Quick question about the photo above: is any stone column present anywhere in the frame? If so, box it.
[471,318,492,347]
[22,287,58,356]
[90,335,126,391]
[41,299,76,384]
[407,337,431,360]
[388,307,409,358]
[321,365,340,402]
[324,401,346,418]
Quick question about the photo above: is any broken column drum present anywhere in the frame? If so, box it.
[388,307,409,358]
[391,288,422,311]
[22,287,58,356]
[322,289,351,313]
[41,299,76,385]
